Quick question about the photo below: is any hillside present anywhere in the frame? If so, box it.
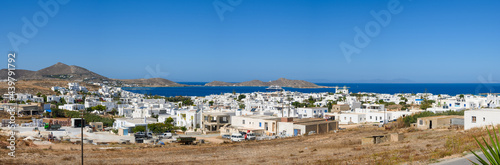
[205,78,320,88]
[1,63,318,88]
[0,80,100,95]
[0,62,109,82]
[120,78,187,87]
[0,62,187,87]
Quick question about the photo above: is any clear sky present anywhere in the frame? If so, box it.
[1,0,499,83]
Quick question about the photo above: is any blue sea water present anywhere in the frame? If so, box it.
[122,83,500,97]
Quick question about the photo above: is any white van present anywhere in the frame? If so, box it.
[246,133,256,140]
[231,133,245,142]
[159,132,173,139]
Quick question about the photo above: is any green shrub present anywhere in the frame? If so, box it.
[470,126,500,165]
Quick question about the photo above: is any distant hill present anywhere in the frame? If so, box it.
[0,62,186,87]
[205,78,320,88]
[205,81,236,86]
[0,62,109,81]
[1,63,319,88]
[120,78,186,87]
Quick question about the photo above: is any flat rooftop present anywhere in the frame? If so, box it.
[234,115,281,120]
[115,118,157,124]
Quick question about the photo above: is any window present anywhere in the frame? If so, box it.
[483,117,485,122]
[259,122,262,127]
[472,116,476,123]
[419,120,423,125]
[370,116,372,119]
[243,120,245,124]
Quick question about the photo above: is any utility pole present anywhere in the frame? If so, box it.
[81,109,84,165]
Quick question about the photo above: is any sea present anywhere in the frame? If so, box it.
[122,83,500,97]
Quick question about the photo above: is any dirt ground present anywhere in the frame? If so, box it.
[0,126,490,165]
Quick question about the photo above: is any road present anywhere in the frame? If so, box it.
[432,152,485,165]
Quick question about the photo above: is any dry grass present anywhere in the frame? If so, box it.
[0,126,493,164]
[0,80,99,95]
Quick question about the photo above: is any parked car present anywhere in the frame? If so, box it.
[378,121,385,127]
[221,134,231,139]
[134,132,146,138]
[159,132,173,139]
[246,133,256,140]
[134,132,153,139]
[146,132,153,139]
[231,133,245,142]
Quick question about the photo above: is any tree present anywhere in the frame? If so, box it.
[419,99,434,110]
[292,101,307,108]
[42,95,47,103]
[209,101,214,106]
[50,108,65,118]
[92,105,107,111]
[132,126,146,133]
[239,104,245,109]
[148,123,168,133]
[308,96,315,104]
[36,92,42,97]
[60,97,67,104]
[165,117,174,124]
[165,96,194,106]
[237,94,246,101]
[459,94,465,100]
[110,108,118,115]
[180,126,187,132]
[162,117,177,131]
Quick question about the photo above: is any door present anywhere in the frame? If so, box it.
[294,129,300,136]
[429,120,433,129]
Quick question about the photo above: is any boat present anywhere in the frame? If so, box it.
[266,85,284,92]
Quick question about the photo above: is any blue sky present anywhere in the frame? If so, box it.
[1,0,499,83]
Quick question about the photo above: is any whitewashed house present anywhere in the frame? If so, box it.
[339,113,366,124]
[297,107,328,118]
[58,104,85,111]
[47,95,61,103]
[464,109,500,130]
